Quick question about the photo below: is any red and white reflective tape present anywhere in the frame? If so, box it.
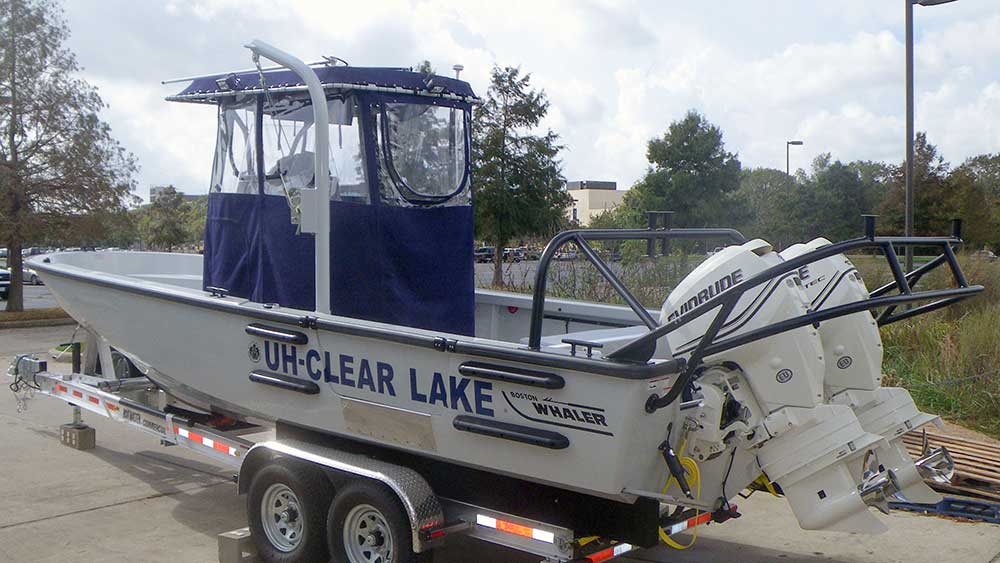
[52,384,118,412]
[174,426,242,458]
[666,511,713,536]
[476,514,555,544]
[586,542,634,562]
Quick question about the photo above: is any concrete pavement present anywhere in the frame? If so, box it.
[0,284,60,311]
[1,326,998,562]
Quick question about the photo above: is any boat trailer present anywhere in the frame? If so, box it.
[7,348,712,563]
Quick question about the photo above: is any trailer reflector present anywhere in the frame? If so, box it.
[476,514,555,544]
[586,542,634,562]
[667,511,713,536]
[174,426,241,457]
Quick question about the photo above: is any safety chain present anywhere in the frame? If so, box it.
[7,355,39,413]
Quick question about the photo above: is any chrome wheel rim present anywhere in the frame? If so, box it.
[260,483,303,552]
[343,504,393,563]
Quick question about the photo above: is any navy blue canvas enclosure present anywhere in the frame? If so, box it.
[196,66,476,336]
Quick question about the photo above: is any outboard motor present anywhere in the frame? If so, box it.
[660,239,897,533]
[780,239,952,503]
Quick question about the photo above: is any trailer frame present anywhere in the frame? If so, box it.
[7,350,709,563]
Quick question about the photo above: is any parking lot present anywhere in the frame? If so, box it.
[15,284,59,309]
[2,327,998,563]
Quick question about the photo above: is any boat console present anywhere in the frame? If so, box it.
[170,57,479,335]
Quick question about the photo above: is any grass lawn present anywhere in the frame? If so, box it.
[0,307,70,323]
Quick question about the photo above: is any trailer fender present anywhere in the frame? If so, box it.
[238,439,444,553]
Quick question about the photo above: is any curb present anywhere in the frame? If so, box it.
[0,318,77,330]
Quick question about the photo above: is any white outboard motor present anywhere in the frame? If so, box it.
[780,239,953,504]
[661,239,898,533]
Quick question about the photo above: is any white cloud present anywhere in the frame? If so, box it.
[62,0,999,200]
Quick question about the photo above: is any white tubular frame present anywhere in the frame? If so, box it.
[244,39,332,315]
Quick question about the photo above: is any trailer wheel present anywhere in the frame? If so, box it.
[248,461,333,562]
[328,479,428,563]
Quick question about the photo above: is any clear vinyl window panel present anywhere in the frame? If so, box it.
[380,102,468,203]
[210,101,256,194]
[210,96,369,203]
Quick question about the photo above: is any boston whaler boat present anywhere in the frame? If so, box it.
[19,41,983,562]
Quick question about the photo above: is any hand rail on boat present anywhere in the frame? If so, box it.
[613,216,984,413]
[245,39,332,315]
[527,220,749,350]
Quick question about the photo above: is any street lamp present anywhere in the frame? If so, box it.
[905,0,959,272]
[786,140,804,176]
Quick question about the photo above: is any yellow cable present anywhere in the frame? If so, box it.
[752,474,781,497]
[658,439,701,550]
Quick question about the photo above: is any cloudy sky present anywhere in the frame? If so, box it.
[63,0,999,202]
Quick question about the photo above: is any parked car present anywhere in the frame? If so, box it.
[554,250,579,261]
[971,249,997,262]
[22,267,42,285]
[0,268,9,301]
[474,246,495,263]
[503,247,525,262]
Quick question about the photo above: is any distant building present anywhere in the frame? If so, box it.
[149,185,203,203]
[565,180,623,226]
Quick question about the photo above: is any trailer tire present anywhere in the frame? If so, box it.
[248,461,333,563]
[327,479,428,563]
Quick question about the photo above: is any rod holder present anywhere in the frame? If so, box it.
[862,214,878,240]
[661,211,674,256]
[645,211,675,257]
[950,218,963,240]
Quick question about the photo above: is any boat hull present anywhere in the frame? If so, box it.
[34,252,679,502]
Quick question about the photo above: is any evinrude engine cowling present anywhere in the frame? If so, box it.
[660,239,901,533]
[661,239,824,412]
[780,239,949,504]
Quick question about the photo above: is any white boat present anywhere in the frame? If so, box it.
[30,40,981,547]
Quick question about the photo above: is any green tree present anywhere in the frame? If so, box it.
[879,133,955,236]
[183,196,207,246]
[141,187,188,251]
[949,155,999,249]
[0,0,136,311]
[624,110,741,227]
[956,153,1000,199]
[805,155,878,241]
[731,167,800,246]
[473,65,569,286]
[99,208,138,248]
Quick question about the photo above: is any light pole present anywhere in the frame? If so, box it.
[905,0,958,272]
[786,140,804,176]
